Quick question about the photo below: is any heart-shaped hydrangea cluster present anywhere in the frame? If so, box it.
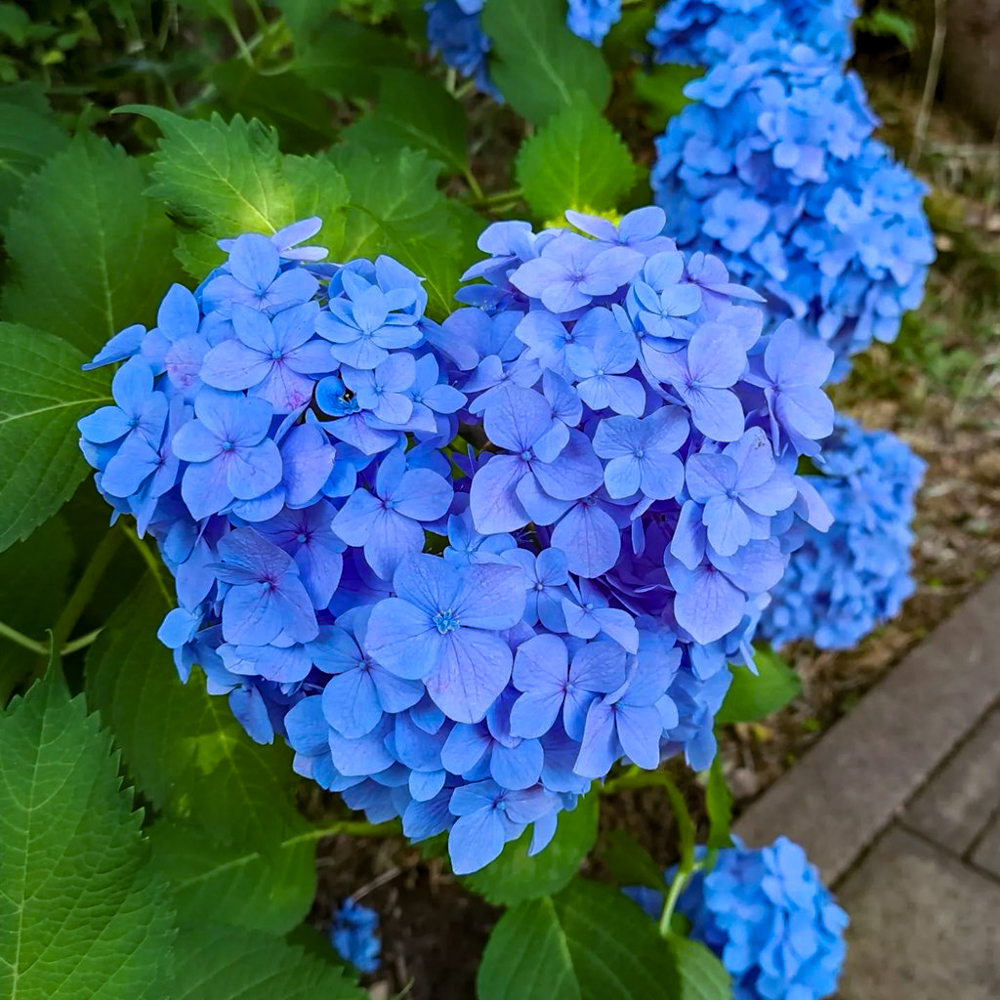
[760,415,925,650]
[78,208,835,874]
[651,28,935,380]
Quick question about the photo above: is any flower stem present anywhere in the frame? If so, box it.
[658,861,702,938]
[0,621,48,656]
[50,528,123,652]
[283,819,401,846]
[61,627,104,656]
[120,524,173,607]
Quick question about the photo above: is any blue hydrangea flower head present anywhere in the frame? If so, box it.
[759,416,925,649]
[331,898,381,974]
[649,0,858,68]
[78,208,838,875]
[650,35,934,379]
[626,836,849,1000]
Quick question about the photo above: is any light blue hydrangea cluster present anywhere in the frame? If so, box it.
[331,898,381,974]
[425,0,621,94]
[760,415,925,650]
[649,0,857,68]
[78,208,835,875]
[651,31,935,380]
[626,837,849,1000]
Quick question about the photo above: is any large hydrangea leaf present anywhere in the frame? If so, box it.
[2,135,185,355]
[0,665,174,1000]
[85,582,316,933]
[477,878,677,1000]
[481,0,612,125]
[0,325,111,553]
[516,98,639,221]
[714,645,801,724]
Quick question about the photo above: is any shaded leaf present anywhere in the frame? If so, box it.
[602,829,665,893]
[715,646,801,724]
[342,68,468,176]
[481,0,611,125]
[516,98,637,221]
[2,135,184,354]
[462,791,598,905]
[0,665,174,999]
[704,756,733,851]
[667,934,731,1000]
[632,64,702,132]
[0,325,110,552]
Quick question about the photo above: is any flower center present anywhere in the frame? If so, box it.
[221,440,235,451]
[432,609,460,634]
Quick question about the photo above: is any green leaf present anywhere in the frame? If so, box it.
[704,757,732,851]
[342,69,469,177]
[332,145,481,318]
[602,830,665,893]
[632,64,702,131]
[0,515,73,698]
[121,107,348,276]
[481,0,612,125]
[477,878,678,1000]
[516,98,638,221]
[0,665,174,999]
[0,3,31,45]
[167,923,366,1000]
[0,84,67,228]
[856,7,917,49]
[666,934,730,1000]
[208,61,337,155]
[84,580,302,844]
[462,791,598,906]
[291,14,410,100]
[148,818,316,934]
[0,324,111,553]
[714,645,802,725]
[2,134,185,355]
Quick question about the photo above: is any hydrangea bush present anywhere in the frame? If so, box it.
[760,416,926,649]
[626,837,849,1000]
[651,31,935,379]
[0,0,934,996]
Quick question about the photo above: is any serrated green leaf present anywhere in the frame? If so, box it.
[705,757,733,851]
[168,923,365,1000]
[124,107,348,276]
[149,818,316,934]
[516,98,638,221]
[481,0,612,125]
[342,69,469,176]
[602,829,665,893]
[632,64,702,131]
[0,86,66,228]
[477,878,679,1000]
[2,135,185,355]
[714,645,801,725]
[85,580,302,844]
[0,666,174,999]
[0,325,111,553]
[666,934,730,1000]
[291,14,410,100]
[462,791,598,905]
[332,145,480,318]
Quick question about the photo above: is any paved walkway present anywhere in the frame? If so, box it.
[734,575,1000,998]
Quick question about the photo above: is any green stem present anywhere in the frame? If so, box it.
[225,15,255,68]
[120,525,173,607]
[658,861,702,938]
[475,187,524,208]
[0,621,48,656]
[464,169,485,204]
[283,819,401,846]
[61,628,104,656]
[50,529,124,652]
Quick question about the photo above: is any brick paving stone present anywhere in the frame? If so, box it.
[734,575,1000,883]
[971,814,1000,879]
[905,709,1000,853]
[837,825,1000,1000]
